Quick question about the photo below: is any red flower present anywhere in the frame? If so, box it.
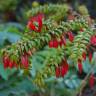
[21,53,29,68]
[55,67,60,78]
[59,37,66,47]
[89,52,93,62]
[9,60,14,68]
[3,56,10,69]
[68,31,74,42]
[48,40,53,48]
[27,13,44,32]
[82,52,86,61]
[89,74,95,88]
[90,35,96,46]
[53,39,59,48]
[61,63,69,77]
[78,59,83,74]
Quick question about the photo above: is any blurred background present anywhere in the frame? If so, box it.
[0,0,96,96]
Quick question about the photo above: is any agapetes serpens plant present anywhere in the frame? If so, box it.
[0,4,96,89]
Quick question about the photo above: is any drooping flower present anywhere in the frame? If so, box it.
[53,39,59,48]
[89,52,93,62]
[78,59,83,74]
[21,53,29,68]
[9,60,14,68]
[55,66,60,78]
[60,59,69,77]
[68,31,74,42]
[3,56,10,69]
[82,52,86,61]
[90,35,96,46]
[89,74,95,89]
[61,63,69,77]
[48,40,53,48]
[59,37,66,47]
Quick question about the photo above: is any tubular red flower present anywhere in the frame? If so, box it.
[78,59,83,74]
[89,74,95,89]
[68,31,74,42]
[53,39,59,48]
[9,60,14,68]
[48,40,53,48]
[89,52,93,62]
[59,37,66,47]
[90,35,96,46]
[61,63,69,77]
[3,56,10,69]
[82,52,86,61]
[21,54,29,68]
[55,66,60,78]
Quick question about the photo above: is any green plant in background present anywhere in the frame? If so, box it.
[0,3,96,96]
[0,0,21,12]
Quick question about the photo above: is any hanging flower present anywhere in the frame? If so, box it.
[89,74,95,88]
[78,59,83,74]
[68,31,74,42]
[59,37,66,47]
[90,35,96,46]
[61,63,69,77]
[3,56,10,69]
[48,40,53,48]
[82,52,86,61]
[89,52,93,62]
[55,66,60,78]
[53,39,59,48]
[27,13,44,32]
[21,53,29,68]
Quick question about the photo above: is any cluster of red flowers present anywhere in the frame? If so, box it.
[48,31,74,48]
[27,13,44,32]
[55,59,69,78]
[3,50,32,69]
[3,56,17,69]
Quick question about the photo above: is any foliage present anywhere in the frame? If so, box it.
[0,3,96,96]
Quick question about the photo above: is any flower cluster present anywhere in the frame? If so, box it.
[55,59,69,78]
[3,55,17,69]
[27,13,44,32]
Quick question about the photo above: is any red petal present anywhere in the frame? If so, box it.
[61,64,68,77]
[82,52,86,61]
[53,40,59,48]
[9,61,14,68]
[78,59,83,74]
[68,32,74,42]
[89,52,93,62]
[3,56,10,69]
[21,54,29,68]
[89,74,95,88]
[90,35,96,46]
[55,67,60,78]
[48,40,53,48]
